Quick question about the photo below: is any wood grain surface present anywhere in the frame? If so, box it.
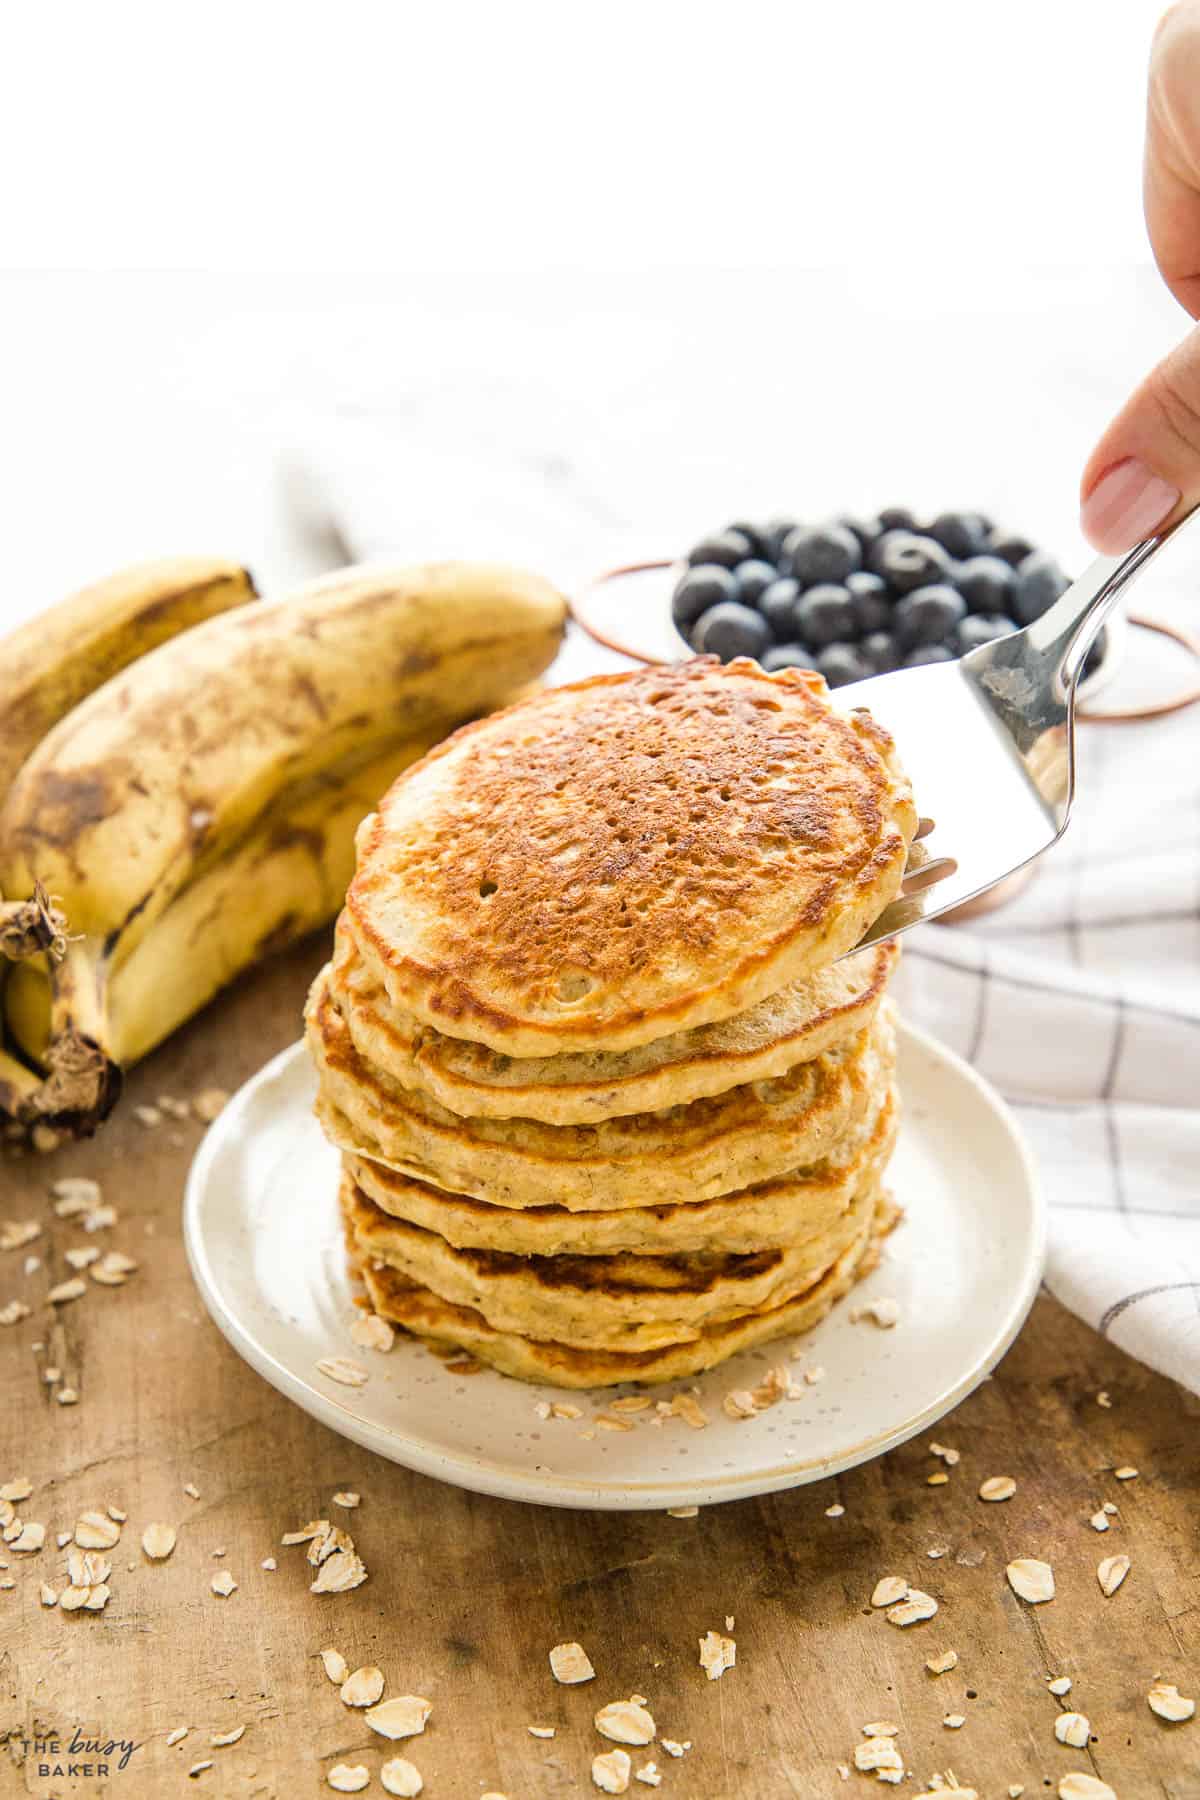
[1,942,1198,1800]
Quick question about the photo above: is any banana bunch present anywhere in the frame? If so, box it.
[0,557,260,1128]
[0,560,566,1137]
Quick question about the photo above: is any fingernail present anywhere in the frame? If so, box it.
[1080,458,1180,552]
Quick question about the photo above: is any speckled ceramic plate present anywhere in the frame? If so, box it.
[184,1022,1043,1511]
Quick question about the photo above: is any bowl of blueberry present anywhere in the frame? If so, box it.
[573,508,1120,696]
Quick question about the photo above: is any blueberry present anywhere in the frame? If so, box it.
[928,510,990,560]
[1013,550,1070,624]
[724,520,767,558]
[762,641,815,672]
[816,642,873,687]
[686,529,753,570]
[794,583,857,648]
[868,531,952,593]
[987,529,1036,568]
[878,505,919,532]
[893,583,966,648]
[957,613,1017,653]
[846,570,891,635]
[955,554,1016,615]
[693,600,771,662]
[903,643,956,667]
[758,576,802,636]
[780,523,862,586]
[861,630,901,673]
[762,516,801,562]
[733,558,779,608]
[672,564,737,632]
[836,514,885,556]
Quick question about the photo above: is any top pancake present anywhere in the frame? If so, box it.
[344,657,916,1056]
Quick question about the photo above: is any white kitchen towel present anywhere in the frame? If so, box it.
[297,415,1200,1396]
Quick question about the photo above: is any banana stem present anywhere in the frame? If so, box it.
[0,884,67,961]
[0,937,122,1134]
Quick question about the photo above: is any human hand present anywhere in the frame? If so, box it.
[1081,1,1200,551]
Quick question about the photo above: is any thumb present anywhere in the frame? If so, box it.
[1078,325,1200,552]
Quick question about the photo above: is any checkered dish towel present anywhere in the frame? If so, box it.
[893,655,1200,1398]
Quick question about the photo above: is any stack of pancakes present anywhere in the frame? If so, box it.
[306,657,917,1388]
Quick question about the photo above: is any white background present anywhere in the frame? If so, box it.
[0,0,1186,630]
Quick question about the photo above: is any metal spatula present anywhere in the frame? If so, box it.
[842,514,1193,952]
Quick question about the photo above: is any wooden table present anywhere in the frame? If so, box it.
[2,941,1198,1800]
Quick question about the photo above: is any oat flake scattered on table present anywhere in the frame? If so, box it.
[380,1758,423,1797]
[327,1764,370,1793]
[1006,1558,1055,1603]
[142,1522,176,1560]
[341,1666,385,1708]
[211,1726,245,1747]
[979,1476,1016,1502]
[75,1511,121,1550]
[1096,1553,1130,1596]
[1054,1712,1090,1747]
[1057,1777,1116,1800]
[550,1640,595,1684]
[887,1588,938,1626]
[871,1576,909,1608]
[364,1695,432,1740]
[321,1647,349,1685]
[592,1748,632,1794]
[1147,1680,1195,1722]
[210,1570,236,1597]
[853,1738,903,1774]
[1048,1676,1072,1696]
[699,1629,736,1679]
[528,1725,555,1738]
[595,1699,656,1745]
[926,1650,958,1674]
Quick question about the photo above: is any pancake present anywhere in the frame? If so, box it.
[343,1086,899,1257]
[343,658,917,1056]
[351,1186,901,1387]
[331,919,898,1123]
[344,1164,883,1352]
[307,967,895,1210]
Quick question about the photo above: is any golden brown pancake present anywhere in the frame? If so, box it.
[331,917,898,1123]
[344,1164,883,1351]
[342,1086,898,1257]
[343,658,917,1056]
[349,1184,901,1387]
[307,965,895,1210]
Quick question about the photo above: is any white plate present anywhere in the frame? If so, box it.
[184,1022,1043,1511]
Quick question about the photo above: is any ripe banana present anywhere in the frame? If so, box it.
[7,728,479,1073]
[0,556,258,799]
[0,564,565,1131]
